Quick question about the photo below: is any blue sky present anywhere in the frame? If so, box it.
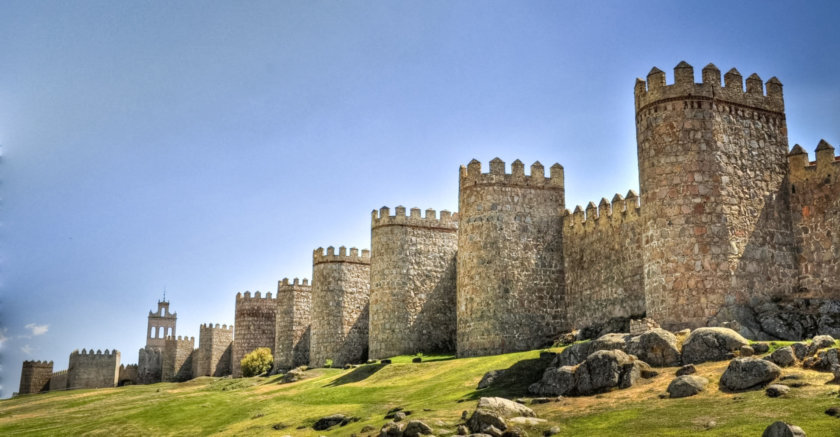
[1,1,839,397]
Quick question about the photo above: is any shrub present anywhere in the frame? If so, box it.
[241,347,273,377]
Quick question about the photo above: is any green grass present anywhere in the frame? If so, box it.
[1,348,839,436]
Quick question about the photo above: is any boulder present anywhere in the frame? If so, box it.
[456,424,469,435]
[740,345,755,357]
[808,335,836,355]
[528,366,575,396]
[752,343,770,354]
[676,364,696,376]
[762,421,806,437]
[666,375,708,398]
[766,346,797,367]
[380,422,405,437]
[403,420,433,437]
[467,397,535,434]
[281,367,307,383]
[720,358,782,391]
[681,327,749,364]
[313,414,348,431]
[478,370,506,389]
[765,384,790,397]
[790,342,809,360]
[574,350,652,395]
[626,328,681,367]
[832,364,840,382]
[554,333,629,367]
[805,347,840,371]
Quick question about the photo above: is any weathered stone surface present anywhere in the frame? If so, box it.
[681,328,749,364]
[720,358,782,391]
[195,324,233,377]
[554,333,629,367]
[380,422,405,437]
[478,370,506,389]
[762,421,806,437]
[281,366,307,383]
[529,366,576,396]
[233,292,277,377]
[531,350,654,396]
[808,335,836,355]
[791,343,809,360]
[740,345,755,357]
[765,384,791,397]
[467,397,535,434]
[767,347,796,367]
[629,318,661,335]
[804,347,840,371]
[753,343,771,354]
[676,364,696,376]
[667,375,708,398]
[162,337,194,382]
[403,420,433,437]
[626,328,681,367]
[313,414,347,431]
[18,361,53,394]
[274,279,311,371]
[370,208,457,359]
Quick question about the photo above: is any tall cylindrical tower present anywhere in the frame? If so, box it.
[369,206,458,359]
[232,291,277,377]
[309,246,371,367]
[635,61,797,329]
[274,277,312,370]
[457,158,566,357]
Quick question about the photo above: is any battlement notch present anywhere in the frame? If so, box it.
[565,190,642,233]
[235,290,276,301]
[371,205,458,231]
[788,140,840,182]
[312,246,371,265]
[459,158,564,189]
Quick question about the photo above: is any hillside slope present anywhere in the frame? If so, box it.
[1,349,838,436]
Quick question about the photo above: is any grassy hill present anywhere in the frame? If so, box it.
[1,348,839,436]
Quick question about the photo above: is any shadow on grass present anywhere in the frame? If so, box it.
[460,353,556,401]
[324,364,386,387]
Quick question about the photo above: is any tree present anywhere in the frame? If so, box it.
[241,347,273,377]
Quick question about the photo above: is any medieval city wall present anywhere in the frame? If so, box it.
[309,246,371,367]
[118,364,138,386]
[274,278,311,370]
[635,62,797,330]
[232,291,277,377]
[563,193,645,331]
[49,369,68,392]
[67,349,120,390]
[18,360,53,394]
[162,336,194,382]
[137,346,162,384]
[789,141,840,298]
[197,323,234,377]
[457,158,566,356]
[369,206,458,359]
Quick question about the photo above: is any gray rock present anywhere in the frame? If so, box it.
[393,412,407,422]
[545,426,561,436]
[720,358,782,391]
[478,370,506,389]
[740,345,755,357]
[313,414,347,431]
[676,364,696,376]
[790,342,808,360]
[667,375,708,398]
[765,384,791,397]
[808,335,836,355]
[467,397,535,434]
[483,425,503,437]
[500,427,525,437]
[380,422,405,437]
[575,350,651,395]
[403,420,433,437]
[752,343,770,354]
[281,366,307,383]
[681,327,749,364]
[554,333,629,367]
[766,346,797,367]
[762,421,806,437]
[806,347,840,371]
[457,424,469,435]
[528,366,575,396]
[626,328,681,367]
[832,364,840,382]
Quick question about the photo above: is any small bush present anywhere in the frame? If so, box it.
[241,347,273,377]
[324,358,333,368]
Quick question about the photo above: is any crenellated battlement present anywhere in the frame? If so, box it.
[312,246,371,265]
[564,190,641,233]
[371,206,458,231]
[164,335,195,343]
[634,61,784,114]
[235,290,276,301]
[459,158,564,189]
[51,369,68,376]
[278,277,311,288]
[200,323,233,331]
[22,360,54,367]
[71,348,119,357]
[788,140,840,182]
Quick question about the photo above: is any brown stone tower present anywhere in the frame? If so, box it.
[18,360,53,394]
[309,246,371,367]
[195,323,233,377]
[137,299,176,384]
[369,206,458,359]
[635,61,797,329]
[457,158,566,356]
[161,336,194,382]
[67,349,120,389]
[274,278,312,370]
[232,291,277,377]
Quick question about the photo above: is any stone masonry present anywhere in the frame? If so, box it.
[274,278,312,370]
[18,360,53,394]
[137,300,176,384]
[162,336,195,382]
[369,206,458,359]
[49,369,68,391]
[232,291,277,377]
[457,158,567,356]
[310,246,371,367]
[195,323,234,377]
[67,349,120,390]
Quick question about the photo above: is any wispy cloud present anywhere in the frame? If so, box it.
[0,328,7,349]
[25,323,49,336]
[20,344,33,355]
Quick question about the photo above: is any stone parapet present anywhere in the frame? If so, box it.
[274,277,312,370]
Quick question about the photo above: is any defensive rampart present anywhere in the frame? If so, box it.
[274,278,312,370]
[67,349,120,390]
[232,291,277,377]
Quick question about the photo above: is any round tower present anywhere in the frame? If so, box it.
[635,61,797,330]
[457,158,566,357]
[369,206,458,359]
[274,277,312,370]
[232,291,277,377]
[18,360,53,394]
[309,246,371,367]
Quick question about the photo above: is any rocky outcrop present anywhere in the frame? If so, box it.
[713,299,840,341]
[466,397,535,435]
[554,333,629,367]
[762,421,806,437]
[766,347,797,367]
[720,358,781,391]
[681,328,748,364]
[626,329,681,367]
[530,350,654,396]
[666,375,708,398]
[477,370,506,389]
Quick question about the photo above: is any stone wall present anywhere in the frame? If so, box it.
[49,369,67,392]
[563,193,645,331]
[789,141,840,298]
[635,62,797,330]
[137,346,162,384]
[457,158,566,356]
[274,278,311,370]
[162,336,194,382]
[118,364,138,386]
[310,246,371,367]
[146,301,176,350]
[196,323,234,377]
[67,349,120,390]
[18,360,53,394]
[232,291,277,377]
[369,206,458,359]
